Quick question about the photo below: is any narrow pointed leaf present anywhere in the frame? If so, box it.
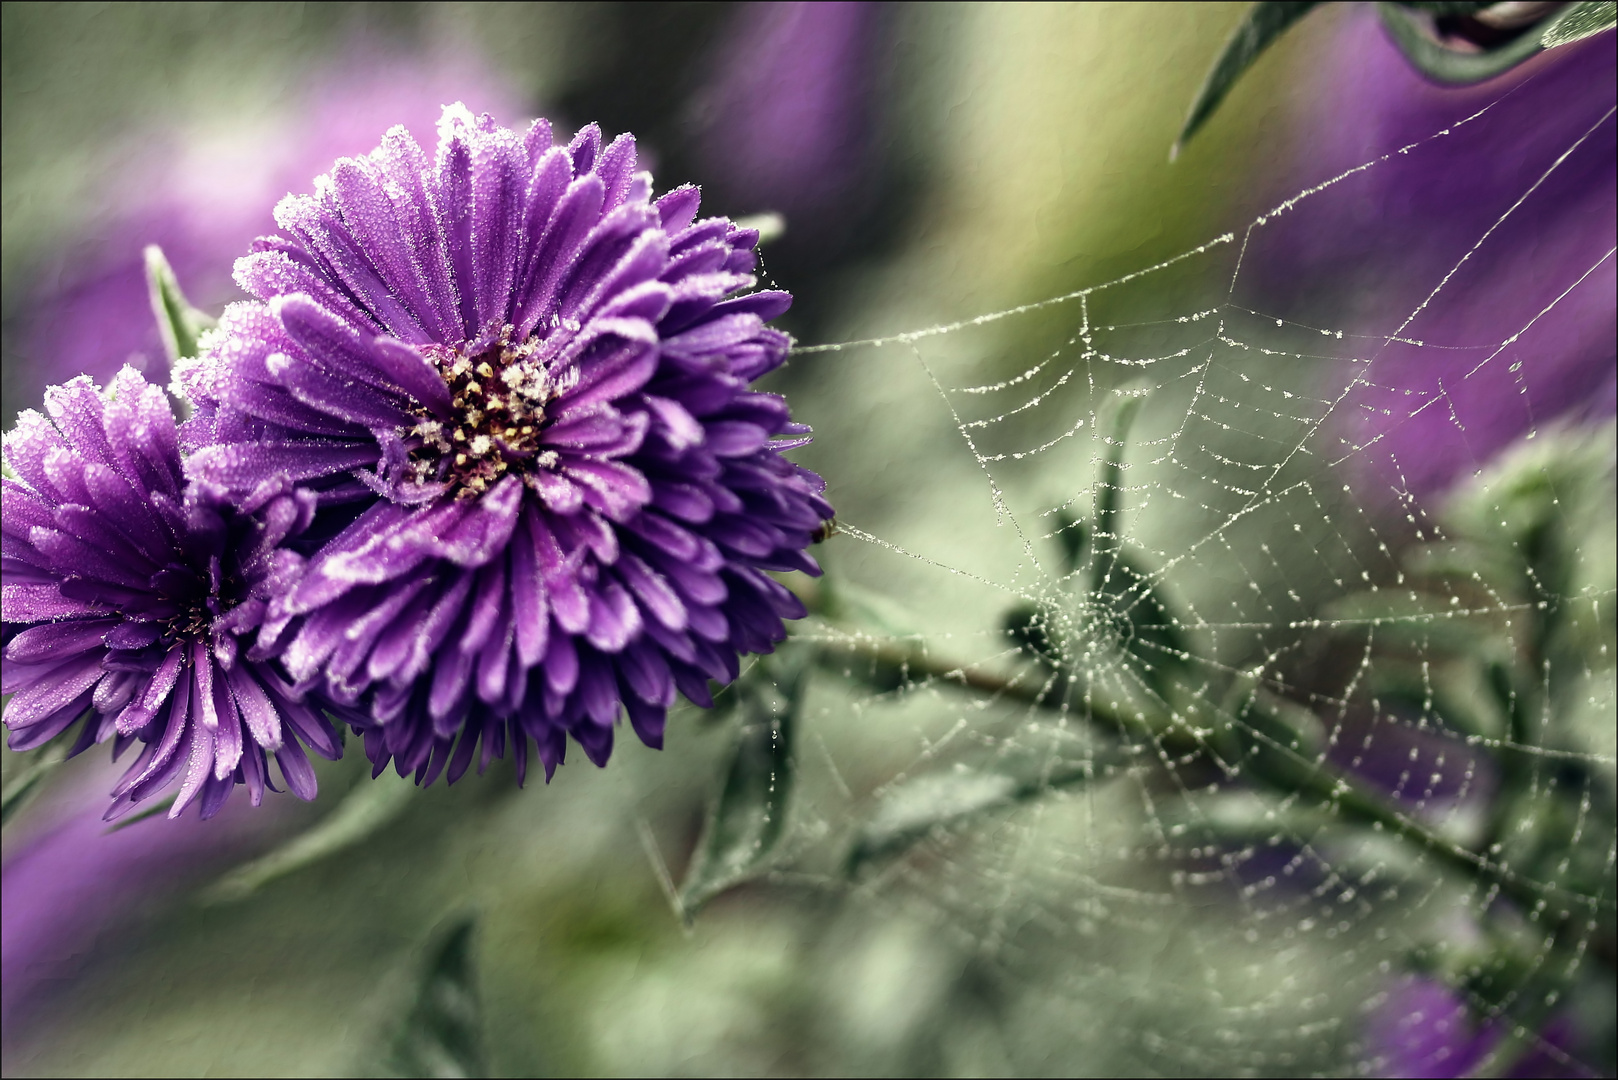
[145,245,216,363]
[814,576,923,638]
[1105,553,1191,697]
[677,651,808,918]
[1541,0,1617,47]
[847,769,1020,874]
[104,792,178,832]
[1155,791,1338,848]
[385,915,487,1079]
[846,731,1126,875]
[1093,392,1144,568]
[2,744,68,827]
[1053,510,1088,572]
[1376,1,1546,83]
[1322,588,1496,654]
[1173,2,1320,159]
[1088,394,1188,695]
[201,772,414,902]
[732,212,786,246]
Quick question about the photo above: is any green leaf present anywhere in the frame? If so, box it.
[677,652,808,919]
[807,579,929,695]
[1052,511,1088,572]
[1100,553,1191,697]
[104,792,178,832]
[1091,394,1189,695]
[1174,0,1578,153]
[847,769,1019,872]
[144,244,215,363]
[1,744,68,827]
[1376,2,1546,83]
[732,211,786,246]
[812,575,923,639]
[1321,588,1497,654]
[1173,2,1321,159]
[201,771,415,903]
[1003,601,1065,669]
[1223,686,1330,790]
[1092,392,1144,557]
[1003,392,1190,703]
[1153,789,1338,848]
[386,915,487,1079]
[1393,2,1493,12]
[846,728,1125,875]
[815,639,935,696]
[1542,1,1617,47]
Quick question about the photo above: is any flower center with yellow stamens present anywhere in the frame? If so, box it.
[409,330,577,498]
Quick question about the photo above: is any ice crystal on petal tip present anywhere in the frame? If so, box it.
[183,105,832,785]
[1,369,341,820]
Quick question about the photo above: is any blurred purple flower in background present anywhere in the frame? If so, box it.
[688,2,887,249]
[1368,976,1498,1078]
[1,758,294,1031]
[1366,974,1579,1079]
[13,41,523,411]
[1246,12,1615,499]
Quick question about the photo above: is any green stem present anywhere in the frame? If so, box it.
[811,632,1611,922]
[816,634,1158,740]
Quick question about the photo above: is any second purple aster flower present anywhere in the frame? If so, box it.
[183,105,832,785]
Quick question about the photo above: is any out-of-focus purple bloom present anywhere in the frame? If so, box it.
[183,106,831,785]
[12,43,522,413]
[0,758,296,1034]
[1366,974,1581,1078]
[1,368,340,819]
[1328,706,1498,816]
[1244,15,1615,497]
[1368,976,1497,1078]
[689,2,885,238]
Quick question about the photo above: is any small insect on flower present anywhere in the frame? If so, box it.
[1,369,340,819]
[182,104,832,786]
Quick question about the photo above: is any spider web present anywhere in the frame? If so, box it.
[764,73,1618,1077]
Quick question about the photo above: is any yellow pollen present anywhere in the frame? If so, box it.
[408,329,578,500]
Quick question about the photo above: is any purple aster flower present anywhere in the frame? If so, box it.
[2,368,340,819]
[183,105,831,785]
